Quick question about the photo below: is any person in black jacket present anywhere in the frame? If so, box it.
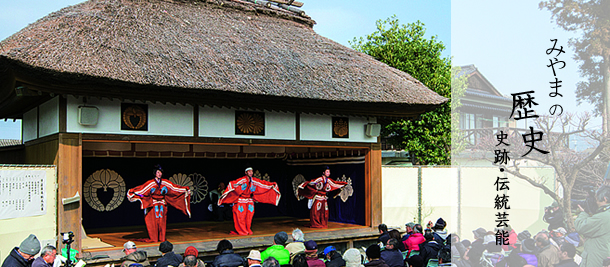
[365,245,389,267]
[324,247,346,267]
[156,241,183,267]
[554,243,578,267]
[418,232,442,266]
[543,202,564,231]
[378,224,390,246]
[380,239,404,267]
[212,240,246,267]
[2,234,41,267]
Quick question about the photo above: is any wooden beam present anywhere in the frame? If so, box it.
[368,144,382,227]
[59,96,67,133]
[80,134,372,149]
[56,133,83,254]
[365,149,371,227]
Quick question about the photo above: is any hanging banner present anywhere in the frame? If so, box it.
[0,169,47,220]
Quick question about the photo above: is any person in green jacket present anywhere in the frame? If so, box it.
[261,232,291,265]
[575,185,610,267]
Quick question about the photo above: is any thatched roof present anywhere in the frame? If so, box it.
[0,0,447,118]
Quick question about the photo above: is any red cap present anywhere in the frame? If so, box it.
[185,246,198,257]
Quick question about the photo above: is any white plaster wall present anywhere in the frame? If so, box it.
[381,167,419,228]
[67,96,119,133]
[148,104,193,136]
[66,96,193,136]
[299,114,330,141]
[22,108,37,142]
[199,106,296,140]
[381,166,553,238]
[300,114,377,143]
[38,97,59,138]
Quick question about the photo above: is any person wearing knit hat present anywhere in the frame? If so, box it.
[303,241,324,267]
[2,234,41,267]
[178,246,205,267]
[432,218,448,244]
[156,241,182,267]
[20,234,41,256]
[218,167,281,235]
[364,245,388,267]
[518,239,539,267]
[212,240,247,267]
[343,248,364,267]
[261,232,290,265]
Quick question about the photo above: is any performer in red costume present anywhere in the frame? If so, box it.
[218,167,281,235]
[297,166,347,228]
[127,165,191,242]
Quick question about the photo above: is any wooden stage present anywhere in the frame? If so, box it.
[81,217,378,266]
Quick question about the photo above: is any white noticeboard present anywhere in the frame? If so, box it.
[0,166,56,262]
[0,169,47,220]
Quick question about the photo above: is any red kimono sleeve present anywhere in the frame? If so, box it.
[251,178,281,206]
[127,179,156,210]
[297,177,322,199]
[326,178,347,198]
[218,177,246,205]
[161,180,192,217]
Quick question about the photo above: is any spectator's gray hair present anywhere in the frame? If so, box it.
[596,185,610,203]
[184,255,197,267]
[41,245,56,257]
[262,257,280,267]
[387,238,398,247]
[292,228,304,242]
[535,233,550,246]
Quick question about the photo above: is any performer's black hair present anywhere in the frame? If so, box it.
[153,164,163,176]
[323,166,330,173]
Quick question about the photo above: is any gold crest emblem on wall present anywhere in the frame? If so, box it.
[121,103,148,131]
[332,117,349,138]
[235,111,265,135]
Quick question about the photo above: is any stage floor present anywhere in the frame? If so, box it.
[82,217,376,266]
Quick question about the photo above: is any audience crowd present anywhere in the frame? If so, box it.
[5,185,610,267]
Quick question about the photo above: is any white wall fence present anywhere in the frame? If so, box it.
[0,165,57,261]
[382,166,555,240]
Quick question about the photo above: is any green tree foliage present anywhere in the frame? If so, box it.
[351,17,464,165]
[540,0,610,134]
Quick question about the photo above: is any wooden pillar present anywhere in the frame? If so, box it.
[56,133,83,253]
[366,144,382,227]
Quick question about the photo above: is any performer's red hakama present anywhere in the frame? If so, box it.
[298,176,347,228]
[127,179,191,242]
[218,176,281,235]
